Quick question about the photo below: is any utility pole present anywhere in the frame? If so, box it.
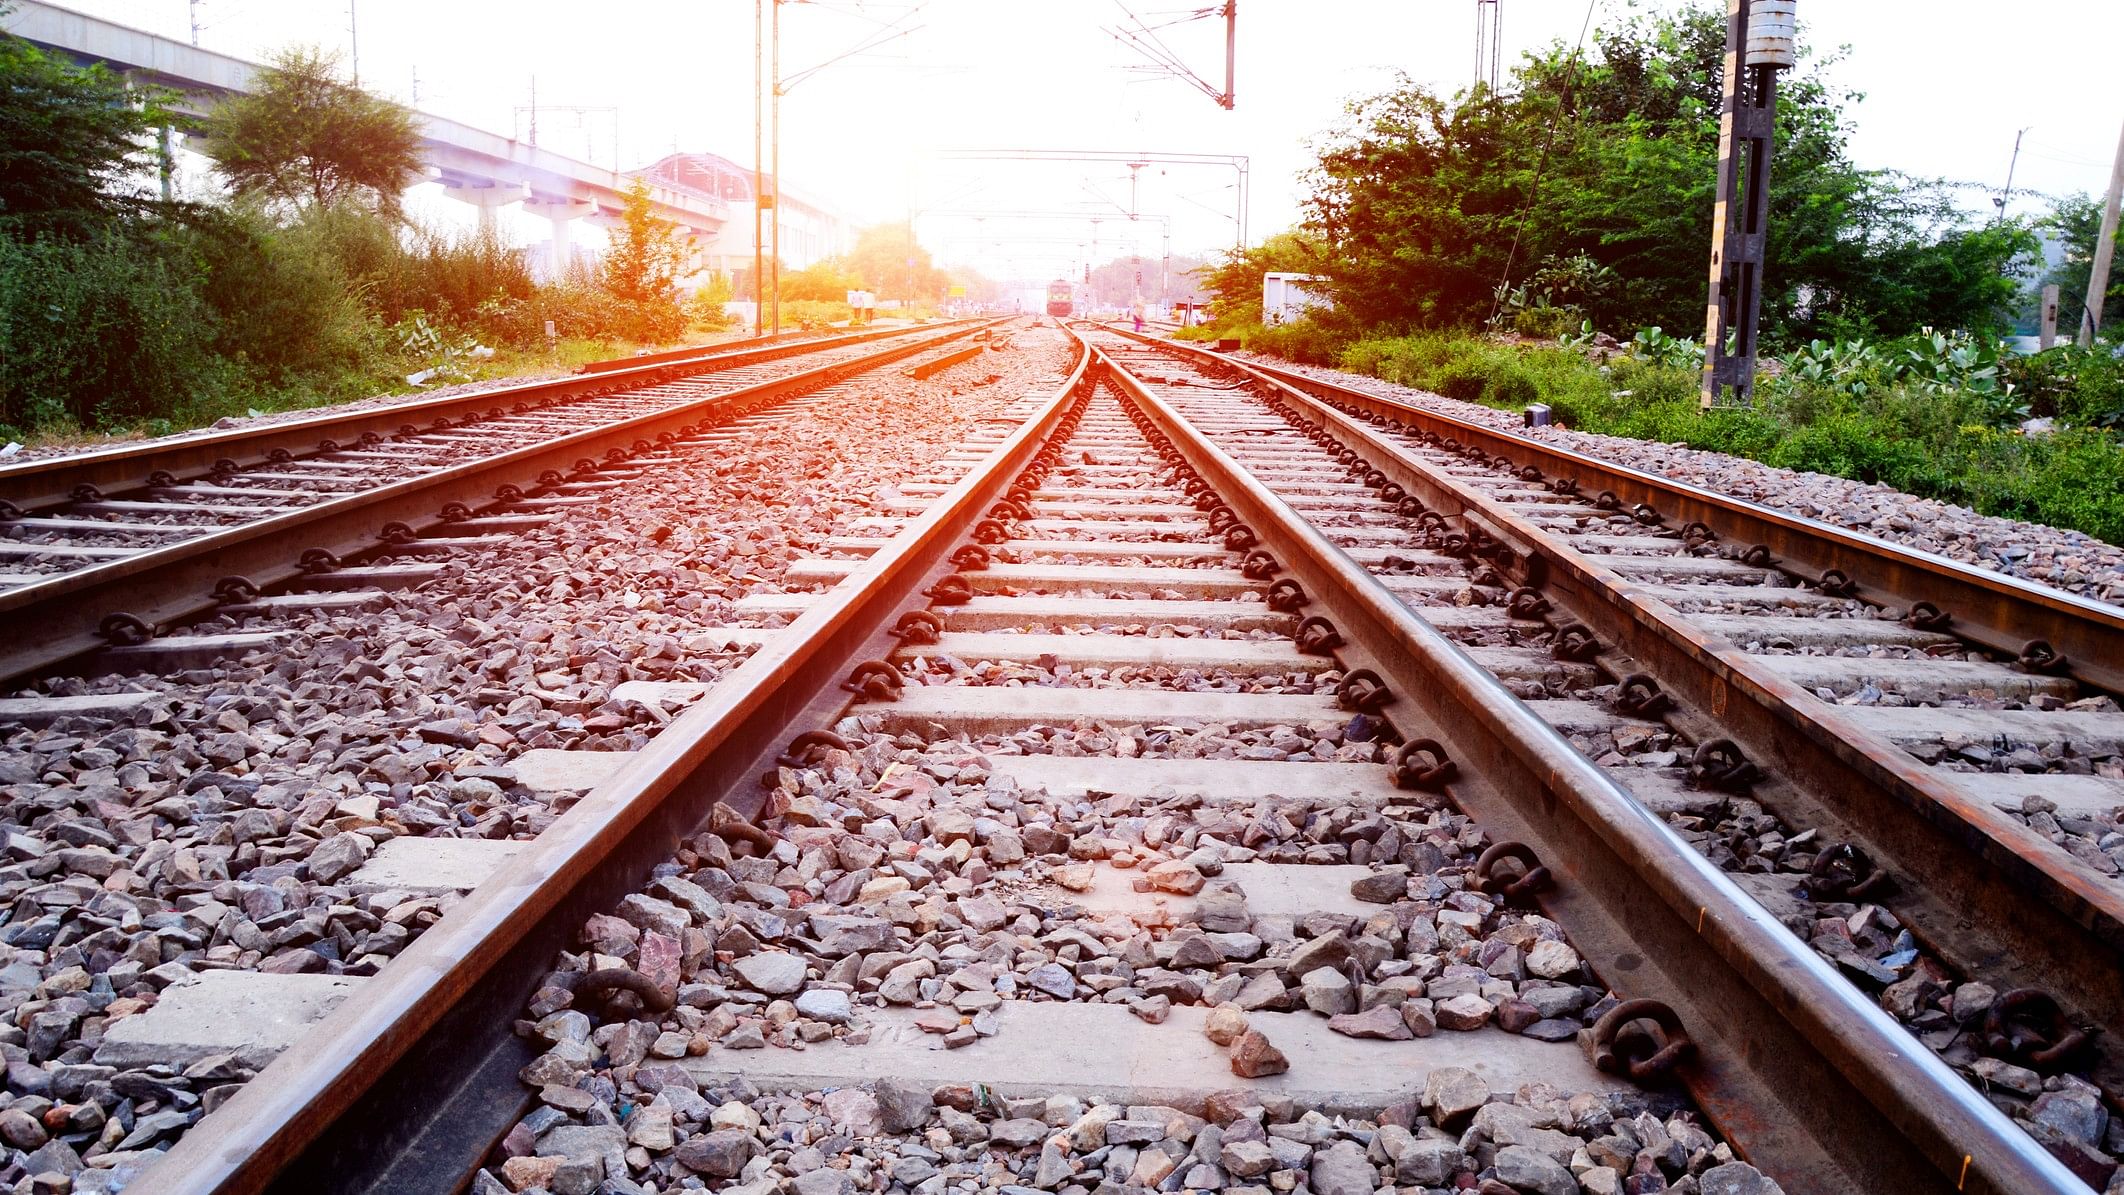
[770,0,782,336]
[1699,0,1797,409]
[2079,116,2124,348]
[1994,127,2028,222]
[753,0,764,336]
[188,0,201,45]
[1128,162,1145,307]
[1223,1,1236,111]
[348,0,359,85]
[1474,0,1501,93]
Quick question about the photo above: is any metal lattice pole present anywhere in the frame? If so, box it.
[1700,0,1796,409]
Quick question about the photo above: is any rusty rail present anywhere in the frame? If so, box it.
[0,325,990,683]
[0,322,957,514]
[1231,349,2124,696]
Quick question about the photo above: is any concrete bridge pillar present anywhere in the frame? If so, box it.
[524,197,597,279]
[441,182,529,233]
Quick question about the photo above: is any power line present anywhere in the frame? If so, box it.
[1486,0,1598,325]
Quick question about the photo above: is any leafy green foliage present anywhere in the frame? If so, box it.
[1628,326,1703,370]
[0,23,173,238]
[1292,3,2033,341]
[2037,195,2124,341]
[394,313,485,383]
[1,29,711,443]
[598,181,687,342]
[1186,232,1328,334]
[603,182,681,302]
[1999,344,2124,430]
[201,47,421,219]
[0,230,217,434]
[779,259,860,303]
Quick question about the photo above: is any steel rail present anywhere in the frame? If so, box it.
[1240,350,2124,1023]
[574,326,817,374]
[138,333,1095,1195]
[0,322,954,514]
[1159,341,2124,1102]
[1084,335,2084,1195]
[1141,335,2124,696]
[0,323,990,683]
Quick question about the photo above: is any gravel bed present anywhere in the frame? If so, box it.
[484,726,1754,1195]
[0,326,1068,1190]
[1245,356,2124,606]
[1668,791,2122,1186]
[6,334,957,593]
[465,380,1753,1194]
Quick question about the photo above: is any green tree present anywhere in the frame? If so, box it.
[0,21,171,237]
[603,179,684,304]
[2039,195,2124,341]
[201,47,421,218]
[843,224,948,303]
[600,179,685,340]
[780,258,860,302]
[1292,2,2030,342]
[1194,232,1326,329]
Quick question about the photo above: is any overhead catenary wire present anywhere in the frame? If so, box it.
[1485,0,1600,326]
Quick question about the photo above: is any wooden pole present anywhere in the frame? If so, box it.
[2078,116,2124,347]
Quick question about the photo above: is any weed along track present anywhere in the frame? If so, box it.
[0,320,2103,1195]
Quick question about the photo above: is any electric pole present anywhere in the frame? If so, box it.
[771,0,782,336]
[753,0,764,336]
[1474,0,1501,93]
[1699,0,1797,409]
[2079,116,2124,348]
[1994,127,2028,222]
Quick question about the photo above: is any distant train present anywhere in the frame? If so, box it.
[1045,279,1073,318]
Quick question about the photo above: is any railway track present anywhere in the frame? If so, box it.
[0,322,981,682]
[1107,328,2124,1074]
[4,320,2112,1194]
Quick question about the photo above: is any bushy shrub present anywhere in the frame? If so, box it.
[2000,344,2124,429]
[1243,318,1349,364]
[778,299,853,329]
[1510,304,1581,340]
[1298,321,2124,546]
[0,230,219,435]
[180,207,377,387]
[688,287,737,333]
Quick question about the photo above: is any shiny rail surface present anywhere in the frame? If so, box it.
[1075,324,2089,1194]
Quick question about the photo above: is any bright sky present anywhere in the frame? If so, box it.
[33,0,2124,284]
